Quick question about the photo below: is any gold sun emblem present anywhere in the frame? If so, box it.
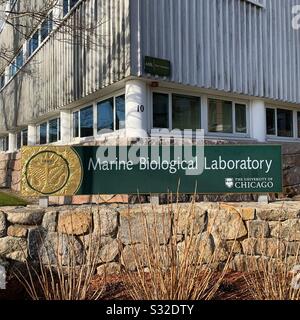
[21,147,83,196]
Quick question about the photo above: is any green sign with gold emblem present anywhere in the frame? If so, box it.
[21,145,282,196]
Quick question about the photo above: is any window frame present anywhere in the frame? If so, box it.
[151,90,202,132]
[37,116,61,145]
[0,135,9,152]
[96,93,126,135]
[207,96,250,138]
[266,105,299,141]
[72,103,95,140]
[71,90,126,142]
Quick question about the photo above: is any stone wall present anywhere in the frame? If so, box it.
[0,152,21,192]
[1,202,300,273]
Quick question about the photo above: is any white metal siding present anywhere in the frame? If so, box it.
[0,0,130,132]
[133,0,300,105]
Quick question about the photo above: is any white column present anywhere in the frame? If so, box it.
[8,133,16,153]
[125,80,149,138]
[28,125,37,146]
[250,99,266,142]
[60,110,72,144]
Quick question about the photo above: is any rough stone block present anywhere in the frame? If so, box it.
[6,208,45,225]
[57,209,92,235]
[247,220,270,238]
[0,237,27,262]
[208,208,248,240]
[0,212,6,238]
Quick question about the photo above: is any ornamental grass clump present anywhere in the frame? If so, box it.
[121,199,234,300]
[244,224,300,300]
[14,226,106,300]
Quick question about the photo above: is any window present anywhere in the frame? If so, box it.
[266,108,276,135]
[208,99,247,135]
[49,118,60,143]
[0,136,8,152]
[97,98,114,132]
[22,129,28,146]
[152,93,201,130]
[9,62,17,78]
[39,122,47,145]
[16,49,23,69]
[41,14,53,42]
[172,94,201,130]
[266,108,295,138]
[96,94,126,134]
[298,112,300,138]
[16,131,21,149]
[15,129,28,149]
[277,109,293,138]
[235,104,247,134]
[116,95,125,130]
[72,106,94,138]
[153,93,169,129]
[208,99,233,133]
[37,118,61,144]
[80,106,93,137]
[0,74,5,89]
[73,111,79,138]
[63,0,79,16]
[28,30,39,57]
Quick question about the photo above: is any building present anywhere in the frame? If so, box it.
[0,0,299,155]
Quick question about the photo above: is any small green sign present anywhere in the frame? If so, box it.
[22,145,282,196]
[144,56,171,77]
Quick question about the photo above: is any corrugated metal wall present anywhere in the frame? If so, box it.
[0,0,130,132]
[135,0,300,104]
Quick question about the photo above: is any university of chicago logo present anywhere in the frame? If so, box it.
[225,178,234,189]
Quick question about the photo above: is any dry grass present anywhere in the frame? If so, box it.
[244,232,300,300]
[14,230,105,300]
[121,199,234,300]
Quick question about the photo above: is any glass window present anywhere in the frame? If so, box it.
[0,136,8,152]
[9,63,17,78]
[16,131,21,149]
[266,108,276,135]
[97,98,114,132]
[298,112,300,139]
[172,94,201,130]
[153,93,169,129]
[0,74,5,89]
[73,111,79,138]
[64,0,79,16]
[63,0,69,16]
[41,15,52,42]
[28,31,39,57]
[70,0,79,9]
[235,104,247,134]
[116,95,125,130]
[80,105,93,137]
[49,118,59,143]
[208,99,233,133]
[16,50,23,69]
[22,129,28,146]
[58,118,61,141]
[277,109,293,138]
[39,122,47,145]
